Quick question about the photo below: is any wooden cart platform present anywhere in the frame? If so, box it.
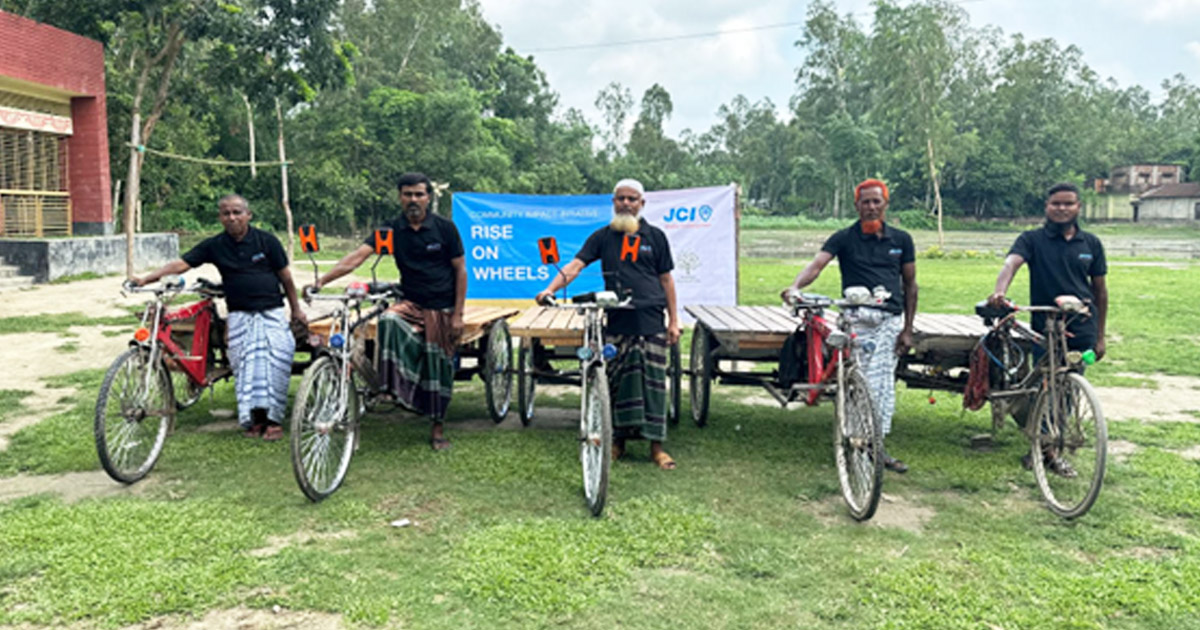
[307,305,519,345]
[686,304,1004,356]
[508,306,587,345]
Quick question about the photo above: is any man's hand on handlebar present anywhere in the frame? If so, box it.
[302,282,321,302]
[986,291,1010,309]
[535,290,555,306]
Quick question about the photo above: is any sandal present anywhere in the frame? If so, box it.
[430,437,452,451]
[651,450,677,470]
[262,424,284,442]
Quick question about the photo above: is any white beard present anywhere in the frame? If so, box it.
[609,212,639,234]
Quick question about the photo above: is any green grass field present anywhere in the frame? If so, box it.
[1,253,1199,629]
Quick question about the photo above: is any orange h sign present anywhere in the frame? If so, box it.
[620,234,641,262]
[374,228,394,256]
[298,224,320,253]
[538,237,560,265]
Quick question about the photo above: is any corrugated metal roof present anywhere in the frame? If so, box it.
[1140,183,1200,199]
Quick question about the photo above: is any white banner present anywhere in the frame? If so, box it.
[642,184,738,322]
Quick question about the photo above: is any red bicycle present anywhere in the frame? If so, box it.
[94,276,229,483]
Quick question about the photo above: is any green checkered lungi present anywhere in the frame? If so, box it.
[605,333,668,442]
[377,302,456,421]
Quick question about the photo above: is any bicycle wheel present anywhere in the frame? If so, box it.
[290,356,359,502]
[94,348,174,484]
[580,365,612,517]
[667,341,682,426]
[484,320,513,423]
[1031,372,1107,519]
[517,338,536,426]
[168,368,204,410]
[689,324,712,427]
[834,364,883,521]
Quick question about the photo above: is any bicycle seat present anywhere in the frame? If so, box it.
[196,278,224,296]
[975,300,1015,320]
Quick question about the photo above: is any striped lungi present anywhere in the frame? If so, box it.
[605,333,668,442]
[377,301,457,422]
[844,308,903,436]
[227,307,295,426]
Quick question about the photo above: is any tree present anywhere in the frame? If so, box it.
[594,82,634,159]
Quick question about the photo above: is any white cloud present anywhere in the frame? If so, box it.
[477,0,801,136]
[1188,41,1200,61]
[1103,0,1200,22]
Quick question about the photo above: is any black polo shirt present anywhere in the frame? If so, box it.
[364,213,464,309]
[821,221,915,314]
[575,219,674,336]
[1010,222,1107,345]
[182,226,287,312]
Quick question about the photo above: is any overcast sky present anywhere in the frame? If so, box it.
[476,0,1200,137]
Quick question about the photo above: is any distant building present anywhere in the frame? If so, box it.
[1107,164,1183,195]
[0,10,111,236]
[1133,183,1200,222]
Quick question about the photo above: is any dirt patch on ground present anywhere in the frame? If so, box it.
[1171,445,1200,461]
[1108,440,1140,462]
[0,470,135,504]
[0,325,130,450]
[1094,373,1200,423]
[804,493,936,534]
[248,530,358,558]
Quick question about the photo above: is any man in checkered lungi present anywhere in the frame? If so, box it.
[536,178,682,470]
[313,173,467,450]
[781,179,919,473]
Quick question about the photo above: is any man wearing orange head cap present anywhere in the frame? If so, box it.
[781,179,918,472]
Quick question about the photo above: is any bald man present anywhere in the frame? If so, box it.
[781,179,918,473]
[537,178,681,470]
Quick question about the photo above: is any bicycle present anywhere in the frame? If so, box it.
[536,289,633,517]
[289,226,402,502]
[95,276,229,484]
[781,288,884,521]
[973,295,1106,519]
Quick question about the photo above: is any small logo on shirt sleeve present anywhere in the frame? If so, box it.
[426,242,443,252]
[251,252,266,263]
[888,248,903,257]
[1079,253,1093,261]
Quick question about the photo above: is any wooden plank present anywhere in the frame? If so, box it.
[722,305,774,333]
[697,305,751,334]
[743,306,797,334]
[754,306,802,332]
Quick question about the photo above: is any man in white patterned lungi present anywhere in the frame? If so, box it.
[133,195,306,441]
[781,179,918,472]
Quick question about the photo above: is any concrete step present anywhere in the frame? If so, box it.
[0,275,34,291]
[0,265,21,279]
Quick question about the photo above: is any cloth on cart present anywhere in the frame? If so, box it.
[845,308,903,436]
[377,300,457,421]
[227,307,295,426]
[606,333,669,442]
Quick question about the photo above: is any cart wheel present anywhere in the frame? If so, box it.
[667,341,682,426]
[484,320,513,423]
[581,364,612,517]
[689,324,713,427]
[95,349,174,484]
[517,337,537,426]
[834,364,883,521]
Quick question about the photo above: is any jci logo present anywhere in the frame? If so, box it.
[664,205,713,223]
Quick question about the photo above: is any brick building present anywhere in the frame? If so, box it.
[0,10,111,236]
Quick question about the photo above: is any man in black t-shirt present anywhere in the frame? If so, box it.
[314,173,467,450]
[988,182,1109,476]
[134,195,305,440]
[536,178,681,470]
[781,179,918,473]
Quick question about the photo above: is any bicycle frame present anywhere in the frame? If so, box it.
[127,281,226,396]
[800,308,851,406]
[983,302,1089,438]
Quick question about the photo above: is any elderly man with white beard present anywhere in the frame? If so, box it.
[536,179,682,470]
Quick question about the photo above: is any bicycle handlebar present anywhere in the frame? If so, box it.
[123,276,221,297]
[306,281,402,304]
[538,290,632,309]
